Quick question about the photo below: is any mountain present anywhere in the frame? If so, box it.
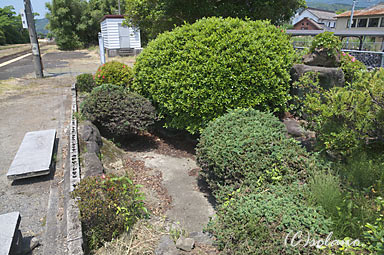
[306,0,384,12]
[35,18,49,35]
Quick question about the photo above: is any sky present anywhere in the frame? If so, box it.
[0,0,51,18]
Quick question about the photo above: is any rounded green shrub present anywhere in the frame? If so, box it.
[196,108,314,193]
[207,183,334,255]
[304,68,384,157]
[72,174,147,250]
[133,17,296,134]
[340,52,367,84]
[95,61,134,87]
[310,31,342,58]
[81,84,156,137]
[76,73,96,92]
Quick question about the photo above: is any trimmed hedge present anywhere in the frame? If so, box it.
[207,183,333,255]
[81,84,156,137]
[196,108,314,193]
[76,73,96,92]
[133,17,296,134]
[95,61,134,87]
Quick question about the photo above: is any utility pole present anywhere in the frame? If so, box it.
[346,0,358,49]
[118,0,121,15]
[23,0,44,78]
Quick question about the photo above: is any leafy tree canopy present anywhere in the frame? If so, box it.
[125,0,306,43]
[0,6,29,45]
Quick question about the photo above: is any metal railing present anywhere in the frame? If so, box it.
[293,46,384,68]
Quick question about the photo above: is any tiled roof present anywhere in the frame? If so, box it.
[307,8,337,20]
[337,4,384,17]
[294,17,324,29]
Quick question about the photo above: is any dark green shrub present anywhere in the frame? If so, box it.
[81,84,156,137]
[196,108,315,193]
[76,73,96,92]
[207,183,334,255]
[304,68,384,157]
[310,32,342,58]
[133,17,296,134]
[95,61,134,87]
[340,52,367,84]
[72,174,147,250]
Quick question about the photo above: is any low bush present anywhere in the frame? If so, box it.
[76,73,96,92]
[340,52,366,84]
[310,31,341,58]
[304,68,384,157]
[207,183,333,255]
[133,17,296,134]
[197,108,316,194]
[72,174,147,250]
[81,84,156,137]
[95,61,134,87]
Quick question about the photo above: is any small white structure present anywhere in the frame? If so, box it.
[100,15,142,57]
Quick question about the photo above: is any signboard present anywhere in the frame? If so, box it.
[20,9,28,29]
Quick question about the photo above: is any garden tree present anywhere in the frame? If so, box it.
[125,0,306,43]
[0,6,29,45]
[47,0,126,49]
[46,0,86,50]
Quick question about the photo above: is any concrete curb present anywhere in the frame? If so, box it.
[67,83,84,254]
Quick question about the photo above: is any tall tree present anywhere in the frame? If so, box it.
[0,6,29,45]
[125,0,306,44]
[46,0,86,50]
[46,0,125,49]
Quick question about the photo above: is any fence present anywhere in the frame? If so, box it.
[293,46,384,68]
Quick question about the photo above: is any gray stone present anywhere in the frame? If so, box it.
[176,237,195,252]
[303,48,340,68]
[291,64,345,90]
[189,232,213,245]
[283,118,308,137]
[86,141,101,155]
[78,121,102,147]
[0,211,21,255]
[82,152,103,178]
[7,129,56,180]
[155,235,179,255]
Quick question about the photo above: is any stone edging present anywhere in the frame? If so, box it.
[67,83,84,254]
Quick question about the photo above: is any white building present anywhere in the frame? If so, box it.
[292,8,337,29]
[100,15,141,56]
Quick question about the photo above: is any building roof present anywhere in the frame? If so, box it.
[337,4,384,18]
[306,8,337,21]
[100,15,125,22]
[294,17,324,29]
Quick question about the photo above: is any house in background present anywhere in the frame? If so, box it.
[100,15,142,57]
[336,4,384,50]
[292,8,337,29]
[293,17,324,30]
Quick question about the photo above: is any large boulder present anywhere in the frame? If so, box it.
[291,64,345,90]
[82,152,103,178]
[303,48,341,67]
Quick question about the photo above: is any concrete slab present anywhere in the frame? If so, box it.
[0,211,21,255]
[7,129,56,180]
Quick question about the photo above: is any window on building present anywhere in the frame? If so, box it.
[347,19,357,28]
[358,18,367,27]
[380,18,384,27]
[368,18,379,27]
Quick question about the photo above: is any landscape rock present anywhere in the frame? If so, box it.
[303,48,340,67]
[283,118,308,137]
[189,232,213,245]
[155,235,179,255]
[176,237,195,252]
[78,121,102,147]
[291,64,345,90]
[85,140,101,155]
[82,152,103,178]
